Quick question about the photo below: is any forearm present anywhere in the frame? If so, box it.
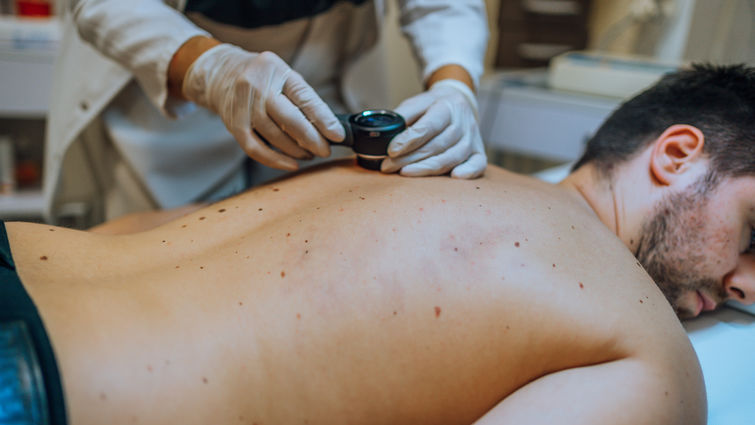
[426,64,474,92]
[167,36,222,99]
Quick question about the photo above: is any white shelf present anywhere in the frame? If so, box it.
[0,190,44,218]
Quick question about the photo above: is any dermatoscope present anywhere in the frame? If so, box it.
[329,109,406,170]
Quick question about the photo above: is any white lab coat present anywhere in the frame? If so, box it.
[43,0,487,225]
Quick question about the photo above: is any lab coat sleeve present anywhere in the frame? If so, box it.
[397,0,488,90]
[69,0,210,117]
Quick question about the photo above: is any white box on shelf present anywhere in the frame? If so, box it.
[479,70,622,163]
[0,15,60,117]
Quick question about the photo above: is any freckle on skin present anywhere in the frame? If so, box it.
[434,306,442,318]
[40,256,48,261]
[579,282,584,289]
[514,242,520,247]
[296,313,301,320]
[175,265,180,269]
[199,217,205,220]
[454,247,458,252]
[273,188,279,192]
[202,377,208,384]
[218,209,226,213]
[571,225,575,230]
[286,233,291,237]
[239,302,243,306]
[639,299,644,304]
[99,392,107,401]
[258,208,263,211]
[281,271,286,278]
[200,266,204,270]
[49,228,55,232]
[181,224,187,228]
[147,365,153,372]
[552,264,556,268]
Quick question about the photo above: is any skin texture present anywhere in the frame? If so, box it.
[8,159,705,425]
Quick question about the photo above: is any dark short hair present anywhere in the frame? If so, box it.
[572,64,755,179]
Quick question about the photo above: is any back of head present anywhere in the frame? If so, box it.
[573,64,755,179]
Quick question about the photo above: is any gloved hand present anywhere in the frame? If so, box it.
[182,44,345,170]
[381,79,487,179]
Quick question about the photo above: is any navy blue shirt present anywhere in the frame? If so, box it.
[185,0,370,28]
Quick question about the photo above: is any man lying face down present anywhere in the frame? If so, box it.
[2,64,753,425]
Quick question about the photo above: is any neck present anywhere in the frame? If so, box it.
[559,165,627,245]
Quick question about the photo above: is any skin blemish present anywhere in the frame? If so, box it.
[39,256,48,261]
[305,240,309,243]
[514,242,520,247]
[99,392,107,401]
[339,208,344,212]
[305,250,309,254]
[579,282,584,289]
[199,266,204,270]
[218,208,226,213]
[238,302,243,306]
[441,199,446,203]
[476,186,480,190]
[571,225,576,230]
[454,247,458,252]
[286,233,291,237]
[48,228,55,232]
[175,266,180,269]
[147,365,153,373]
[639,299,644,304]
[273,188,279,192]
[296,313,301,320]
[630,239,634,244]
[281,271,286,278]
[202,377,208,384]
[258,208,263,211]
[434,306,442,318]
[162,240,166,243]
[419,207,424,212]
[552,264,556,268]
[181,224,187,228]
[360,196,366,200]
[199,216,206,221]
[393,311,397,316]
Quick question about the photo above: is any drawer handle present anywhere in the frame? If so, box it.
[522,0,582,15]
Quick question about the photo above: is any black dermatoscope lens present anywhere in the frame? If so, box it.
[332,110,406,170]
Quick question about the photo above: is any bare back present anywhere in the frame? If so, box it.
[7,160,704,425]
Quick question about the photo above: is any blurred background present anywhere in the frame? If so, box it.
[0,0,753,223]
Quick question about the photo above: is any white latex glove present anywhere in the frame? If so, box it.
[381,79,487,179]
[183,44,345,170]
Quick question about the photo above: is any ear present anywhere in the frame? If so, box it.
[649,124,705,186]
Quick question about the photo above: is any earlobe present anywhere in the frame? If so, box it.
[649,125,705,186]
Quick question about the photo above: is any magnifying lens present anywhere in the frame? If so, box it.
[330,109,406,170]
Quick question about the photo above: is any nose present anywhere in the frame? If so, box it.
[723,254,755,304]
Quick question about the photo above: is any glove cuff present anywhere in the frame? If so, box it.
[182,43,246,111]
[430,79,479,121]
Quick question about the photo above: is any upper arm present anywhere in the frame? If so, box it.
[473,356,706,425]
